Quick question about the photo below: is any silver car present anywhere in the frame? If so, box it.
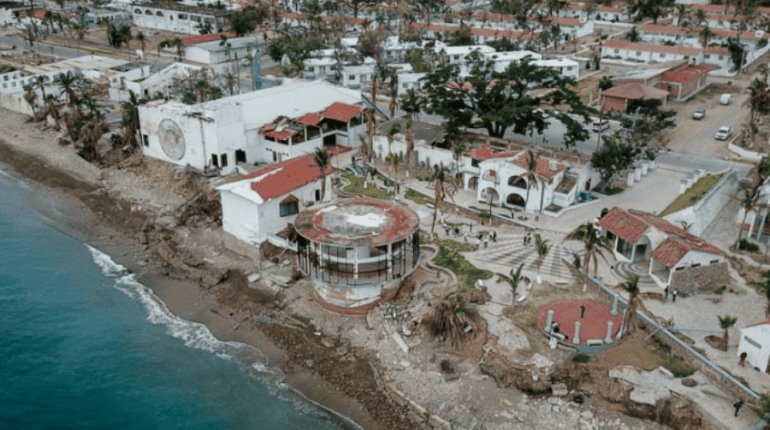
[714,126,732,140]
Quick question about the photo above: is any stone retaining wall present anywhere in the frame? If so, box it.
[670,262,731,296]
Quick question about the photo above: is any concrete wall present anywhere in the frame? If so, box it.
[139,104,217,173]
[670,260,729,294]
[131,7,219,34]
[663,170,734,237]
[0,91,34,115]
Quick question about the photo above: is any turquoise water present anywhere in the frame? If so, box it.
[0,172,348,429]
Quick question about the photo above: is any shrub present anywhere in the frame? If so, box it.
[572,353,591,364]
[738,238,759,252]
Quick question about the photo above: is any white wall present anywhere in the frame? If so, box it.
[220,177,329,244]
[673,250,724,270]
[131,7,218,34]
[738,325,770,371]
[663,170,734,236]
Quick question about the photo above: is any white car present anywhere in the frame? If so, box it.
[715,126,732,141]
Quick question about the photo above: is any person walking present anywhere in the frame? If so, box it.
[579,305,586,319]
[483,236,489,248]
[664,285,670,301]
[491,231,497,243]
[463,231,468,242]
[523,234,527,246]
[739,352,747,367]
[733,399,744,417]
[672,288,678,303]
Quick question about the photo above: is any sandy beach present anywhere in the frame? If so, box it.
[0,110,418,430]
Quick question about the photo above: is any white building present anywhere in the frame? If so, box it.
[474,150,577,212]
[396,72,426,96]
[602,39,704,65]
[533,58,581,80]
[738,320,770,373]
[598,207,725,290]
[108,62,203,102]
[138,80,365,175]
[185,36,262,73]
[217,152,335,245]
[131,5,227,34]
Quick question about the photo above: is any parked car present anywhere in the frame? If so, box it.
[591,120,610,132]
[692,108,705,120]
[715,126,732,140]
[720,94,732,105]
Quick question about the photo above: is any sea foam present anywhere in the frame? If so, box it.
[86,245,268,367]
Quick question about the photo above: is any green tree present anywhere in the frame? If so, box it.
[625,26,640,42]
[503,263,525,298]
[513,150,545,211]
[430,165,452,236]
[135,31,147,54]
[313,147,330,201]
[158,37,184,60]
[400,89,422,119]
[590,135,639,185]
[620,98,677,146]
[629,0,672,23]
[419,53,593,145]
[699,26,714,50]
[230,5,267,37]
[727,37,746,72]
[718,315,738,351]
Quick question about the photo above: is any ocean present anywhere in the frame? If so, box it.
[0,171,350,429]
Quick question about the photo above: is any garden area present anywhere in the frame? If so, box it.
[659,173,724,216]
[422,233,493,290]
[339,172,393,199]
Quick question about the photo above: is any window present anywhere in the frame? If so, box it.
[315,189,321,201]
[659,53,665,58]
[614,48,619,53]
[220,153,228,167]
[635,51,642,56]
[211,154,219,167]
[142,134,149,147]
[453,55,460,60]
[705,54,711,59]
[710,259,720,264]
[279,201,299,217]
[691,263,701,268]
[348,74,356,80]
[235,149,246,163]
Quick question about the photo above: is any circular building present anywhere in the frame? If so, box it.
[294,197,421,314]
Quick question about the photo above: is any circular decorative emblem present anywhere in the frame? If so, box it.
[158,118,185,161]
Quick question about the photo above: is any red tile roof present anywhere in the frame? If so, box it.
[244,154,335,201]
[599,207,722,267]
[660,65,711,84]
[638,24,692,36]
[602,82,669,100]
[322,102,361,123]
[603,39,702,56]
[510,152,566,179]
[705,46,730,56]
[598,207,650,243]
[465,144,519,161]
[297,112,323,126]
[181,32,236,47]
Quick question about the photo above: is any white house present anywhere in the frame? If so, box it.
[184,36,262,73]
[598,207,726,291]
[217,152,335,245]
[131,5,227,34]
[533,58,581,80]
[341,63,374,89]
[108,62,203,102]
[475,150,577,212]
[396,72,426,96]
[138,80,365,175]
[602,39,704,65]
[738,320,770,373]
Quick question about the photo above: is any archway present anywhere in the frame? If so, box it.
[506,193,526,208]
[482,187,500,205]
[508,176,527,188]
[468,176,479,190]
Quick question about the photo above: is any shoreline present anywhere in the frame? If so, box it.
[0,134,410,429]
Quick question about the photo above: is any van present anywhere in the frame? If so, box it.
[591,120,610,132]
[720,94,732,105]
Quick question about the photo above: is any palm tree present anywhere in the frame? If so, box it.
[135,31,147,55]
[452,141,466,175]
[567,222,610,275]
[695,9,707,26]
[503,263,525,299]
[699,25,714,50]
[718,315,738,351]
[514,150,543,212]
[425,293,478,348]
[405,119,415,169]
[760,64,770,86]
[224,71,237,96]
[533,233,549,280]
[430,165,448,236]
[386,123,400,157]
[400,88,422,120]
[121,91,142,149]
[738,183,762,247]
[313,147,330,201]
[675,4,688,26]
[54,71,79,109]
[388,94,399,118]
[622,274,641,335]
[364,109,377,163]
[43,93,61,127]
[22,84,37,117]
[158,37,183,60]
[744,78,770,144]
